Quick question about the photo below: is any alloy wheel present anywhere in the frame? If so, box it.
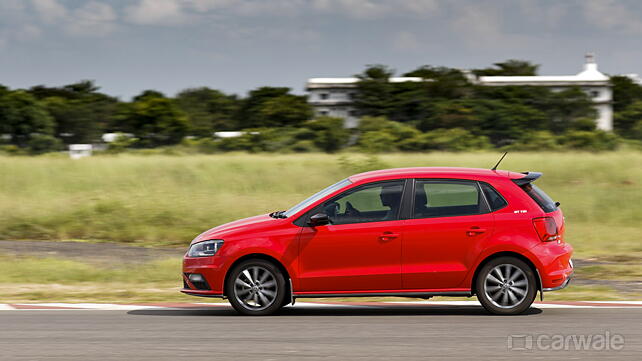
[484,264,529,309]
[233,266,278,311]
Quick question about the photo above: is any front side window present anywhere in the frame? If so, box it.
[413,180,483,218]
[322,181,404,225]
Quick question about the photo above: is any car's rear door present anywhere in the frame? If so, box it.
[297,180,407,292]
[402,179,495,290]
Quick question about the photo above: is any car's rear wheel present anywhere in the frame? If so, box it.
[226,259,286,316]
[475,257,536,315]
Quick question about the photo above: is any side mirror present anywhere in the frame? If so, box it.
[308,212,330,227]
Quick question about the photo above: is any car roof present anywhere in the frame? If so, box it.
[348,167,526,183]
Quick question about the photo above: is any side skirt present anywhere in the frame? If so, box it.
[293,291,472,298]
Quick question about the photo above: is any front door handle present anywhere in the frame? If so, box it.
[379,232,399,242]
[466,227,487,237]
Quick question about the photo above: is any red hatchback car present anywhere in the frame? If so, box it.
[182,167,573,315]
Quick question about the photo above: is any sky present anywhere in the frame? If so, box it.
[1,0,641,100]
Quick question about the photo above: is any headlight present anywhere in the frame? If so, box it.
[187,239,224,257]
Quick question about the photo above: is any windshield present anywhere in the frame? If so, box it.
[284,179,351,217]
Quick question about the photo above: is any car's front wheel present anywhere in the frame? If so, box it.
[226,259,286,316]
[475,257,537,315]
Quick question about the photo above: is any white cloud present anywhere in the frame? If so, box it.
[393,31,422,51]
[32,0,68,23]
[67,1,118,36]
[125,0,191,25]
[448,2,537,51]
[312,0,439,19]
[185,0,238,12]
[581,0,642,34]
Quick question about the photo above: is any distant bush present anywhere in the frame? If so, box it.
[560,130,619,151]
[399,128,492,152]
[27,134,63,154]
[303,117,350,153]
[106,133,139,153]
[357,116,420,152]
[501,131,562,151]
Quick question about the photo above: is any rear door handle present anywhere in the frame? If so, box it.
[379,232,400,242]
[466,227,487,236]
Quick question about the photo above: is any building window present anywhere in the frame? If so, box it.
[320,93,329,100]
[349,92,357,100]
[319,110,329,116]
[590,90,600,98]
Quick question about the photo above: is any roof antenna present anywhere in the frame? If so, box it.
[491,152,508,171]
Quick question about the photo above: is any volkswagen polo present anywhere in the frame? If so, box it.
[182,167,573,315]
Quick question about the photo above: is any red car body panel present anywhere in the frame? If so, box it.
[182,167,573,298]
[297,219,403,291]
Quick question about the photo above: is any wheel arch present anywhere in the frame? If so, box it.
[223,253,292,299]
[470,251,541,296]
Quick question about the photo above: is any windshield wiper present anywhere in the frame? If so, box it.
[269,210,287,219]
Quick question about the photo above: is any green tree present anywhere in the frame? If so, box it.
[258,94,312,127]
[29,81,120,144]
[473,60,539,76]
[238,87,307,128]
[116,91,188,147]
[615,101,642,137]
[544,88,596,133]
[0,90,55,148]
[175,87,240,136]
[353,65,396,117]
[610,76,642,113]
[403,66,472,99]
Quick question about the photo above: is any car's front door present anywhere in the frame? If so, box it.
[297,180,407,292]
[402,179,494,290]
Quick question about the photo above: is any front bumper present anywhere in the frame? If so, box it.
[182,254,227,296]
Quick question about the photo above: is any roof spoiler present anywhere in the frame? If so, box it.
[513,172,543,186]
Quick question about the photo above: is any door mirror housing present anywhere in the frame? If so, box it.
[308,212,330,227]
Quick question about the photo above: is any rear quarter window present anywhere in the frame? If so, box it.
[480,182,508,211]
[518,183,558,213]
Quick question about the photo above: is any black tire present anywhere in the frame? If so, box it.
[475,256,537,315]
[225,259,286,316]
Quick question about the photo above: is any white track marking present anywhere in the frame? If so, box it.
[0,301,641,311]
[9,303,164,311]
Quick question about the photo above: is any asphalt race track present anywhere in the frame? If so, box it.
[1,302,640,360]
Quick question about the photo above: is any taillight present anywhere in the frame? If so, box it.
[532,217,559,242]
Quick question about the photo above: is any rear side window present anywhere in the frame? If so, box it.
[413,180,483,218]
[480,183,508,211]
[519,183,557,213]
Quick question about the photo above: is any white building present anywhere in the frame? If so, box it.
[306,54,613,130]
[306,77,422,128]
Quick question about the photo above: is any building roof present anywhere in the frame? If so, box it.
[480,54,609,86]
[307,54,611,89]
[306,77,423,89]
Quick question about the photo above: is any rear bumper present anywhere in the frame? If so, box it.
[543,271,573,292]
[531,242,574,290]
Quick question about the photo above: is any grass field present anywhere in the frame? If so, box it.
[0,151,640,302]
[1,151,641,258]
